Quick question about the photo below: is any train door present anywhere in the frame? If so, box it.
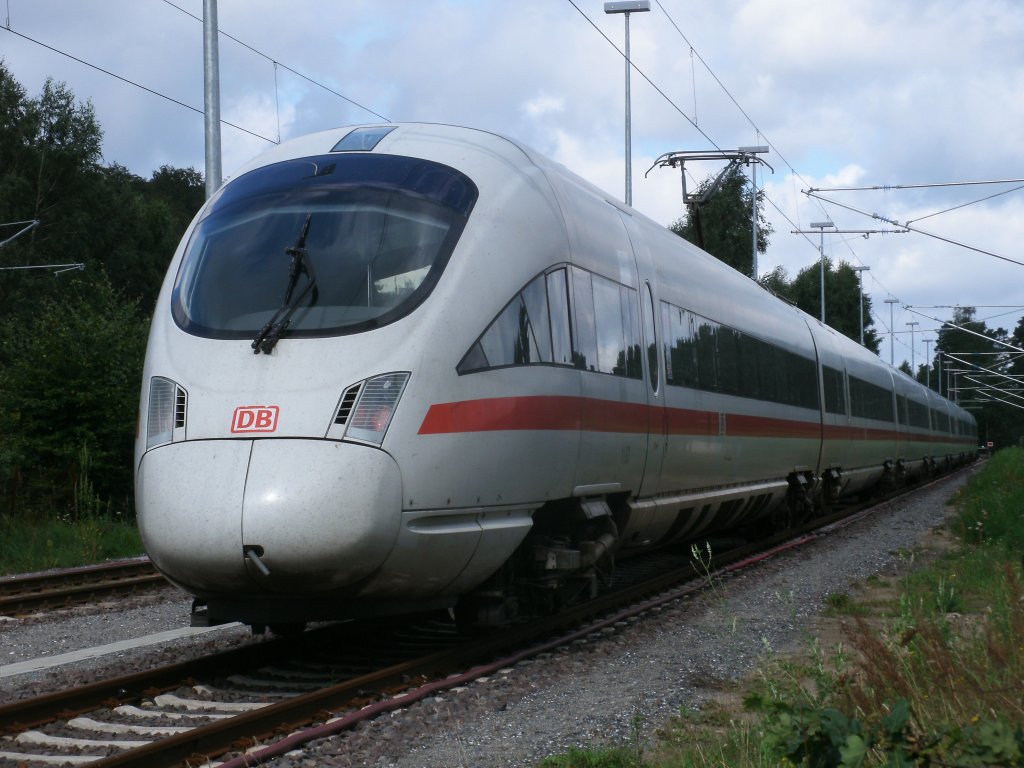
[617,211,667,497]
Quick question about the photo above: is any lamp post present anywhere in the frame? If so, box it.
[810,221,834,323]
[884,297,899,366]
[605,1,650,207]
[906,321,919,376]
[852,265,870,345]
[923,338,933,389]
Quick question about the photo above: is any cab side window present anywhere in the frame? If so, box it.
[458,270,562,373]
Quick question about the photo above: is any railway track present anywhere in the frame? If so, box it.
[0,558,169,617]
[0,469,971,767]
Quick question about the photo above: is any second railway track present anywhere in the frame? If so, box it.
[0,559,169,617]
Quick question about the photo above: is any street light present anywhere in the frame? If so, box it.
[810,221,834,323]
[906,321,919,376]
[923,338,933,390]
[884,297,900,366]
[605,0,650,207]
[852,265,870,345]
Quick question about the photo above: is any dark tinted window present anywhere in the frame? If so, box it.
[547,270,573,365]
[571,267,598,371]
[660,300,818,410]
[593,274,625,375]
[695,319,719,392]
[908,398,929,429]
[644,284,658,393]
[849,376,895,422]
[664,304,698,388]
[896,395,909,425]
[569,267,641,379]
[823,365,846,415]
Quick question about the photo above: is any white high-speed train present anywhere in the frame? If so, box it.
[135,123,976,631]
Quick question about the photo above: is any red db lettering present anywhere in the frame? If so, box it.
[231,405,279,433]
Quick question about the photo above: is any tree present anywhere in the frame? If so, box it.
[669,165,773,278]
[0,63,206,517]
[0,273,147,516]
[758,259,881,354]
[933,307,1024,450]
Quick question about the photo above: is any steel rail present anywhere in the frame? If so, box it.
[0,558,168,615]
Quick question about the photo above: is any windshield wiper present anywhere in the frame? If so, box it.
[252,213,319,354]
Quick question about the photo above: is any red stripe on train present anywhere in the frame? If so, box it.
[417,395,976,446]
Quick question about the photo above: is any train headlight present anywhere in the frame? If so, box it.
[147,376,187,450]
[336,372,409,446]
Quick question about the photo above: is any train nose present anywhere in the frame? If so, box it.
[136,439,402,594]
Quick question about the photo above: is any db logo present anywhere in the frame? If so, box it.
[231,405,280,433]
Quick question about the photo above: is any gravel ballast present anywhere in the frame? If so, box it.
[275,470,975,767]
[0,468,975,766]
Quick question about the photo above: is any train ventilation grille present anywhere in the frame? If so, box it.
[174,386,187,428]
[334,383,363,425]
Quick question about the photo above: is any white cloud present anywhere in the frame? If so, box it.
[522,94,565,119]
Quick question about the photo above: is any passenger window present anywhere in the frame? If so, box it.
[521,274,553,362]
[695,319,719,392]
[644,284,658,393]
[571,267,598,371]
[592,274,627,375]
[458,264,640,379]
[663,303,699,388]
[547,270,573,365]
[823,365,846,415]
[717,325,742,396]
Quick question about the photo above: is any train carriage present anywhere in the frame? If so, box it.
[135,123,975,629]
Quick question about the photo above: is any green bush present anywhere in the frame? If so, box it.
[0,273,148,517]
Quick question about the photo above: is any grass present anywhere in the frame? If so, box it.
[536,448,1024,767]
[0,513,144,575]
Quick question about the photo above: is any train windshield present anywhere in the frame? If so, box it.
[171,153,478,340]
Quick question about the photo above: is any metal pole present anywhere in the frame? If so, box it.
[624,10,632,206]
[852,265,869,345]
[203,0,222,199]
[810,221,832,323]
[819,229,825,322]
[907,321,919,375]
[751,160,758,280]
[924,338,932,389]
[884,298,899,366]
[606,1,648,206]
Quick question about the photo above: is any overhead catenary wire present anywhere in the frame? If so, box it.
[563,0,719,150]
[0,25,278,145]
[804,190,1024,269]
[158,0,388,123]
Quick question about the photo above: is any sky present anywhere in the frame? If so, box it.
[3,0,1023,371]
